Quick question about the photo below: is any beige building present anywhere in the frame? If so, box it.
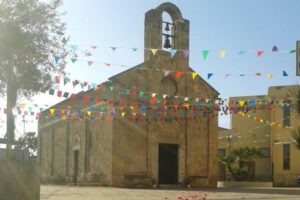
[38,3,219,187]
[218,85,300,186]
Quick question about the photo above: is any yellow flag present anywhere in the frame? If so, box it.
[266,74,273,78]
[192,72,197,80]
[151,49,158,55]
[121,112,126,118]
[130,106,134,111]
[87,111,91,116]
[50,108,55,115]
[220,50,226,58]
[238,100,245,107]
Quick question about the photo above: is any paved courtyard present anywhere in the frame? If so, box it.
[41,185,300,200]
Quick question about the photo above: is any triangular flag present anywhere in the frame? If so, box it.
[87,61,93,66]
[175,70,183,78]
[111,47,117,52]
[192,72,197,80]
[121,112,126,118]
[183,49,189,58]
[151,49,158,55]
[169,49,177,58]
[54,55,61,64]
[64,77,70,85]
[91,45,97,50]
[239,100,245,107]
[70,45,78,52]
[55,76,61,84]
[105,63,111,67]
[132,48,138,52]
[272,46,278,52]
[266,74,273,78]
[220,50,226,58]
[290,50,296,54]
[207,73,213,79]
[87,111,92,116]
[71,58,77,63]
[282,71,288,76]
[163,70,170,77]
[49,108,55,115]
[238,50,246,55]
[225,74,231,78]
[202,50,209,60]
[255,73,262,76]
[257,50,264,57]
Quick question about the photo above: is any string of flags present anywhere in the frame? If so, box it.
[8,90,293,121]
[218,112,298,141]
[66,44,297,59]
[51,45,297,67]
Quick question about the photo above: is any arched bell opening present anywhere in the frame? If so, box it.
[162,11,175,50]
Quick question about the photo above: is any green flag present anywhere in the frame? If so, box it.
[202,50,209,60]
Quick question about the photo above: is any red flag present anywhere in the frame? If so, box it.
[257,50,263,57]
[175,70,183,78]
[57,91,62,97]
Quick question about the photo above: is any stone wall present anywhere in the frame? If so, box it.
[0,160,40,200]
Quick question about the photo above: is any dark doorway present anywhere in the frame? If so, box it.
[74,150,79,185]
[159,143,178,184]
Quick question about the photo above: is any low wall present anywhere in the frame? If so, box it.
[0,160,40,200]
[218,181,273,188]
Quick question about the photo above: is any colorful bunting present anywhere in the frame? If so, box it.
[192,72,197,80]
[257,51,264,57]
[151,49,158,55]
[163,70,171,77]
[111,47,117,52]
[202,50,209,60]
[54,55,61,64]
[183,49,189,58]
[220,50,226,58]
[87,61,94,66]
[282,71,288,76]
[238,50,246,55]
[91,45,97,50]
[207,73,213,80]
[175,70,183,78]
[71,58,77,63]
[266,74,273,78]
[49,108,55,115]
[169,49,177,58]
[272,46,278,52]
[290,50,296,54]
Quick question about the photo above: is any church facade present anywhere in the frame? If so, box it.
[38,3,219,187]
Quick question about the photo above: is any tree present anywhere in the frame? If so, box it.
[0,0,68,159]
[16,132,38,157]
[219,147,263,181]
[289,84,300,114]
[289,85,300,149]
[291,126,300,150]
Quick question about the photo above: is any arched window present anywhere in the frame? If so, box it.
[162,11,175,50]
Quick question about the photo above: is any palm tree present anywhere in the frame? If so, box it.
[219,147,263,181]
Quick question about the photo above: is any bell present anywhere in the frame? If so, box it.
[163,36,172,49]
[165,22,170,31]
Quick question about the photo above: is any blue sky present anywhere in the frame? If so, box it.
[2,0,300,138]
[60,0,300,127]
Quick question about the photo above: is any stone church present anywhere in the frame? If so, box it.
[38,2,219,187]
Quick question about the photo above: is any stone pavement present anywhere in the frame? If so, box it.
[41,185,300,200]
